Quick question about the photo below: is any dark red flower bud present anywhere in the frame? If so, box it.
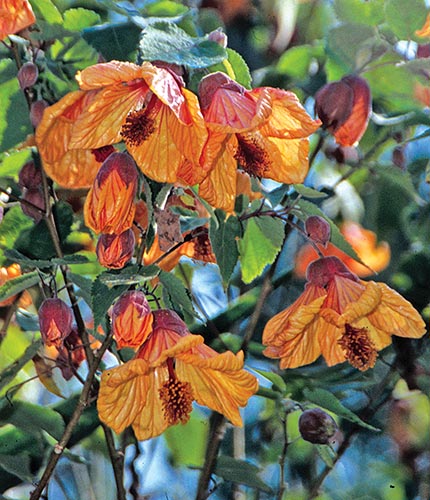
[39,298,73,347]
[298,408,338,444]
[305,216,331,247]
[56,328,86,380]
[17,62,38,89]
[30,100,49,128]
[21,187,45,222]
[18,161,42,189]
[207,28,228,48]
[96,229,135,269]
[112,290,153,349]
[306,256,359,288]
[417,44,430,58]
[315,75,371,147]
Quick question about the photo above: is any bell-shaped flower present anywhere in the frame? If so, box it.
[38,298,73,348]
[0,0,35,40]
[263,256,426,371]
[111,290,153,349]
[96,229,135,269]
[35,90,115,188]
[68,61,208,185]
[84,152,138,234]
[98,309,258,440]
[197,72,321,210]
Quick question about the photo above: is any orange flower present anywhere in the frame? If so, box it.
[96,229,135,269]
[263,256,426,370]
[35,90,114,188]
[98,309,258,440]
[0,263,32,307]
[68,61,208,185]
[295,221,391,278]
[197,72,320,210]
[0,0,35,40]
[84,152,138,234]
[416,13,430,37]
[111,291,153,349]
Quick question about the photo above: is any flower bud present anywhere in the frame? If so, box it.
[298,408,338,445]
[17,62,38,89]
[417,44,430,58]
[84,152,138,234]
[315,75,371,147]
[30,100,49,128]
[306,256,358,288]
[21,187,45,222]
[96,229,135,269]
[305,216,331,247]
[392,146,406,170]
[18,161,42,189]
[207,28,228,48]
[39,298,73,348]
[111,291,153,349]
[56,328,86,380]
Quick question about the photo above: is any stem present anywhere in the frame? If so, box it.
[308,134,324,169]
[101,423,126,500]
[277,413,289,500]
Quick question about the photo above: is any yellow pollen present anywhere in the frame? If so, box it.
[338,324,377,371]
[159,377,194,425]
[234,134,270,177]
[121,109,156,147]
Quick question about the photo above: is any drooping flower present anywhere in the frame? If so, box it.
[96,229,135,269]
[197,72,320,210]
[84,152,138,234]
[68,61,208,185]
[263,256,426,370]
[295,221,391,278]
[98,309,258,440]
[111,291,153,349]
[315,75,371,147]
[35,90,115,188]
[38,298,74,348]
[0,0,35,40]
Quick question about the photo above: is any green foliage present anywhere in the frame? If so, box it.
[215,456,273,493]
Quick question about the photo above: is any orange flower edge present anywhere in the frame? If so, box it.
[0,0,35,40]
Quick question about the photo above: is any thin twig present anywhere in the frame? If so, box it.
[101,423,126,500]
[277,413,290,500]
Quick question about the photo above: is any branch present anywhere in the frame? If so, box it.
[101,423,126,500]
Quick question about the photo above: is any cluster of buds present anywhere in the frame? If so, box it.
[85,152,138,269]
[18,160,45,223]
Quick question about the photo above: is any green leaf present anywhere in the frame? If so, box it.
[0,149,31,177]
[303,388,380,431]
[0,427,36,455]
[4,249,89,269]
[139,22,227,69]
[0,271,39,304]
[293,184,328,199]
[31,0,63,23]
[209,210,240,285]
[215,456,273,493]
[277,44,324,79]
[385,0,427,39]
[159,270,197,319]
[146,0,189,17]
[63,8,101,31]
[91,273,129,330]
[238,216,284,284]
[83,22,142,61]
[225,48,252,89]
[0,206,33,266]
[0,339,42,392]
[374,164,418,199]
[253,369,287,393]
[0,453,32,481]
[68,272,93,308]
[0,400,65,440]
[334,0,385,26]
[97,264,159,287]
[315,444,337,468]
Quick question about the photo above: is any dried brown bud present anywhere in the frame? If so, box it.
[21,187,45,222]
[17,62,38,89]
[39,298,73,348]
[96,229,135,269]
[305,215,331,247]
[298,408,338,444]
[18,161,42,189]
[30,100,49,128]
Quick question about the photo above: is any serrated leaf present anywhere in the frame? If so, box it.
[215,456,273,493]
[97,265,159,287]
[68,272,93,307]
[63,8,100,31]
[91,274,129,329]
[83,22,142,61]
[385,0,427,39]
[0,207,33,266]
[139,22,227,68]
[0,400,65,440]
[226,48,252,88]
[209,210,240,285]
[0,339,42,391]
[334,0,385,26]
[31,0,63,23]
[0,271,39,304]
[4,248,89,269]
[303,388,380,431]
[238,216,284,284]
[253,369,287,393]
[293,184,328,199]
[159,270,196,319]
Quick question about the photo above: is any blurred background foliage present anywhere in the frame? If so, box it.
[0,0,430,499]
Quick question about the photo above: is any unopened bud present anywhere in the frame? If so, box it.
[30,100,49,128]
[112,290,153,349]
[392,146,406,170]
[298,408,338,445]
[96,229,135,269]
[305,216,331,247]
[56,328,86,380]
[18,161,42,189]
[207,29,228,48]
[306,256,358,288]
[417,44,430,58]
[17,62,38,89]
[21,187,45,222]
[39,298,73,348]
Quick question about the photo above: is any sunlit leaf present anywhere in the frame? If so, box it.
[0,339,42,392]
[31,0,63,23]
[293,184,328,199]
[63,8,101,31]
[334,0,385,26]
[0,271,39,304]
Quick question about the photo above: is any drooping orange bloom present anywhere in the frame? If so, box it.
[96,229,135,269]
[68,61,208,185]
[416,13,430,37]
[263,256,426,370]
[111,291,153,349]
[197,72,321,210]
[295,221,391,278]
[84,152,138,234]
[0,263,32,308]
[35,90,115,188]
[98,309,258,440]
[0,0,35,40]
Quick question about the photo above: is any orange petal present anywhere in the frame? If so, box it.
[0,0,35,40]
[76,61,155,90]
[416,13,430,37]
